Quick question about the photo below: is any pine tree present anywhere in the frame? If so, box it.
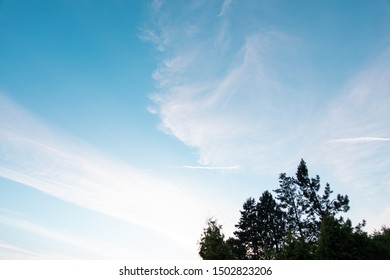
[234,197,259,259]
[234,191,285,259]
[275,159,350,245]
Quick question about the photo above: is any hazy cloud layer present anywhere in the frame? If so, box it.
[0,93,209,258]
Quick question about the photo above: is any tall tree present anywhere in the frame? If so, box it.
[274,172,307,241]
[198,218,234,260]
[295,159,349,239]
[256,190,286,258]
[234,197,259,259]
[234,191,285,259]
[275,159,350,244]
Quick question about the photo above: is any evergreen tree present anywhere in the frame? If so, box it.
[256,191,286,258]
[226,237,246,260]
[316,213,346,259]
[277,231,314,259]
[198,158,390,260]
[275,159,350,244]
[234,197,259,259]
[274,172,307,241]
[316,214,373,259]
[198,218,234,260]
[234,191,285,259]
[371,226,390,259]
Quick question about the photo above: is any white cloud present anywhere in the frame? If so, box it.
[0,241,48,259]
[151,0,164,11]
[139,28,170,52]
[143,4,309,172]
[329,137,390,144]
[218,0,232,17]
[0,211,136,259]
[150,30,304,171]
[0,93,209,259]
[319,49,390,188]
[144,1,390,231]
[309,49,390,228]
[171,165,240,170]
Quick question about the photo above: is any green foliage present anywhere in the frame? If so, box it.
[316,214,350,259]
[277,232,314,260]
[226,237,246,260]
[316,214,377,259]
[198,218,234,260]
[371,226,390,259]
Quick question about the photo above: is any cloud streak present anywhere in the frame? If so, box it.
[311,48,390,229]
[329,137,390,144]
[0,93,208,258]
[319,48,390,186]
[218,0,232,17]
[170,165,240,170]
[0,210,136,259]
[0,241,48,259]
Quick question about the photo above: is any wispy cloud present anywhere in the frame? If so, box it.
[146,3,307,172]
[151,0,164,11]
[144,2,390,229]
[0,241,48,259]
[0,93,208,258]
[319,48,390,181]
[312,48,390,227]
[218,0,232,17]
[170,165,240,170]
[138,0,171,52]
[0,211,136,259]
[329,137,390,144]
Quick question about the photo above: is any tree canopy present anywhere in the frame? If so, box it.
[198,159,390,260]
[198,218,234,260]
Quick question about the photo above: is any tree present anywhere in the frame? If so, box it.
[234,197,259,259]
[277,231,314,259]
[274,172,307,242]
[198,218,234,260]
[371,226,390,259]
[226,237,246,260]
[316,213,347,259]
[198,158,390,259]
[256,190,286,258]
[275,159,350,245]
[234,191,285,259]
[316,214,374,259]
[295,159,349,239]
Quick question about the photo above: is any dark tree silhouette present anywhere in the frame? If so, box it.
[198,218,234,260]
[198,159,390,260]
[275,159,349,245]
[234,191,285,259]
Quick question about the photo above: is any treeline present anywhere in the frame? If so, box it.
[198,159,390,260]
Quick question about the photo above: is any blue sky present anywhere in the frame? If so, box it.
[0,0,390,259]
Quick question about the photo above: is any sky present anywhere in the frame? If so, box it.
[0,0,390,259]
